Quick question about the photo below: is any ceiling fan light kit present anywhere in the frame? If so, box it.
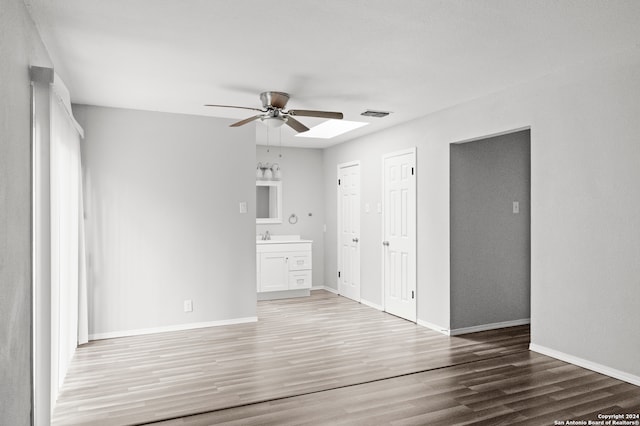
[205,91,343,134]
[261,116,287,128]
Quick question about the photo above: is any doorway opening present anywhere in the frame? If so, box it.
[450,128,531,334]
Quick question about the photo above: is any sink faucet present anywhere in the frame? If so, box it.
[263,230,271,241]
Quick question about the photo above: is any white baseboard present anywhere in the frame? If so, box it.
[449,318,530,336]
[417,319,451,336]
[360,298,383,311]
[417,318,530,336]
[89,316,258,341]
[530,343,640,387]
[311,286,380,309]
[311,285,339,294]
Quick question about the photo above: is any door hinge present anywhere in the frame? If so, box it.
[338,271,341,278]
[338,178,341,186]
[412,290,415,299]
[411,167,414,176]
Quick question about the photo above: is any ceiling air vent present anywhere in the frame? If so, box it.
[361,110,391,118]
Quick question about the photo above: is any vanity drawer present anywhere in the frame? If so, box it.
[287,252,312,271]
[289,270,312,289]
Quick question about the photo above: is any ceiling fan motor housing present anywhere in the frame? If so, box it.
[260,91,290,110]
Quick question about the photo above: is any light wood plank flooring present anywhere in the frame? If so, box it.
[52,291,639,425]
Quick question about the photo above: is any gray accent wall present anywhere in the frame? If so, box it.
[74,105,257,337]
[0,0,53,423]
[256,145,325,287]
[450,131,531,329]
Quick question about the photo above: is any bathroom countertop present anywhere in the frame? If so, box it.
[256,235,312,244]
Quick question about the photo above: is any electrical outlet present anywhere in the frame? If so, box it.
[183,299,193,312]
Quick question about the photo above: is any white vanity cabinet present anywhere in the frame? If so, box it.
[256,238,312,296]
[258,252,290,292]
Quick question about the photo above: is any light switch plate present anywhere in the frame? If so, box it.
[183,299,193,312]
[239,201,247,214]
[513,201,520,214]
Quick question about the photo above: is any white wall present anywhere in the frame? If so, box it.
[324,48,640,379]
[74,105,257,338]
[0,0,53,423]
[256,145,325,287]
[323,123,452,327]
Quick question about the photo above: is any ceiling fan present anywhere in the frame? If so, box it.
[205,91,343,133]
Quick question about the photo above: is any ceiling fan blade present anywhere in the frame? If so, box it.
[205,104,265,112]
[287,109,344,120]
[230,115,263,127]
[285,116,310,133]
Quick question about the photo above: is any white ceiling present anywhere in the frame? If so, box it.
[25,0,640,148]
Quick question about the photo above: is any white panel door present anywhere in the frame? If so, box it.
[338,162,361,302]
[383,149,416,322]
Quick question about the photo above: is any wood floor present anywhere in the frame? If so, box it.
[52,291,640,426]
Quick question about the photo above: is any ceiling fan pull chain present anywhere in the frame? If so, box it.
[266,124,270,152]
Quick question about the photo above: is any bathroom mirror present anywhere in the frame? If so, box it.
[256,181,282,224]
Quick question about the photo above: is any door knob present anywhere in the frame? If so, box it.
[352,237,359,243]
[382,241,389,246]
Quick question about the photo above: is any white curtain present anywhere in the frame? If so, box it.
[49,72,87,400]
[78,172,89,345]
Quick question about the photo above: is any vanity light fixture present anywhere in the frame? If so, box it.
[256,162,281,180]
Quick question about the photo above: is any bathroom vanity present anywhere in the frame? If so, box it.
[256,235,312,300]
